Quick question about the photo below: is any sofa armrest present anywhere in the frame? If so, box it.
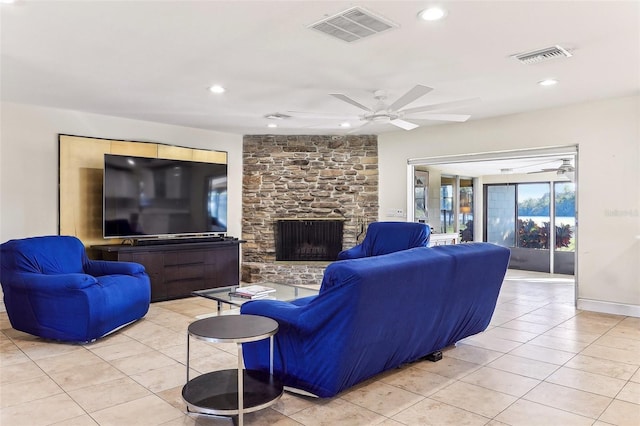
[241,299,317,334]
[337,245,366,260]
[84,260,146,277]
[8,271,98,290]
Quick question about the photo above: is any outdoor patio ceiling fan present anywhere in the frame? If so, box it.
[529,158,575,175]
[528,158,576,181]
[291,85,478,131]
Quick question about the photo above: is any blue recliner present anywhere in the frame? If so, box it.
[337,221,431,260]
[0,235,151,342]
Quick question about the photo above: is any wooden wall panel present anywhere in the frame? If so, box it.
[110,141,157,157]
[58,135,227,247]
[59,136,111,245]
[193,149,227,164]
[157,144,193,160]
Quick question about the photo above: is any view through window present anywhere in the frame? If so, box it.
[485,181,575,273]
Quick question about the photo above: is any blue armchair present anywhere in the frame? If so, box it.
[337,221,431,260]
[0,235,151,342]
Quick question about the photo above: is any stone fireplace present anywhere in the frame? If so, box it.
[242,135,378,285]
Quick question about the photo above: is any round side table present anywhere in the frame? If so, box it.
[182,315,283,426]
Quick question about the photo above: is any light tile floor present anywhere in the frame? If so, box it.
[1,270,639,425]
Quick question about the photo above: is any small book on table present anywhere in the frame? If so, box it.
[229,284,276,299]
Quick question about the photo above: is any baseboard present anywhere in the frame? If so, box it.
[577,298,640,318]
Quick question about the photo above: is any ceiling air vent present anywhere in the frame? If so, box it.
[513,45,572,64]
[308,6,398,43]
[264,113,291,120]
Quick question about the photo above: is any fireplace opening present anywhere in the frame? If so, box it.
[276,220,344,261]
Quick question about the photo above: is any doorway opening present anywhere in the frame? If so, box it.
[407,145,578,276]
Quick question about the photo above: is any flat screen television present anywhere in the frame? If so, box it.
[103,154,227,239]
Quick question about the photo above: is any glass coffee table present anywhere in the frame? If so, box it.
[192,282,319,313]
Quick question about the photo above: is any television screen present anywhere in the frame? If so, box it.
[103,154,227,239]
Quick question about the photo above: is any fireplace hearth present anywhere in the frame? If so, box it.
[276,220,344,261]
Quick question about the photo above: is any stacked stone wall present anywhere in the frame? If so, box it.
[242,135,378,284]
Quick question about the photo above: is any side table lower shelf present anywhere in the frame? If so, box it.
[182,369,283,416]
[182,315,283,425]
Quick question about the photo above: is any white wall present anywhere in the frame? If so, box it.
[379,95,640,316]
[0,102,243,243]
[2,98,638,316]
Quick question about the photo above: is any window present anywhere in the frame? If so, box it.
[414,171,428,222]
[554,182,576,252]
[459,178,474,242]
[517,183,550,249]
[440,176,454,233]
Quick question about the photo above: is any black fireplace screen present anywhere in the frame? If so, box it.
[276,220,344,261]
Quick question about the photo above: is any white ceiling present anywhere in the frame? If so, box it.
[1,0,639,138]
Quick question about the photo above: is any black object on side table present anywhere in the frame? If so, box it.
[182,315,283,426]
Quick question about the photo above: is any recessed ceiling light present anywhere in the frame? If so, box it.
[208,84,226,94]
[538,79,558,86]
[267,123,278,128]
[339,122,351,128]
[418,7,447,21]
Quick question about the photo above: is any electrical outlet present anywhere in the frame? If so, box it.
[387,208,405,217]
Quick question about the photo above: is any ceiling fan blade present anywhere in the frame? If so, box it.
[329,93,372,112]
[390,119,420,131]
[528,168,558,174]
[388,85,433,111]
[418,113,471,122]
[401,97,481,115]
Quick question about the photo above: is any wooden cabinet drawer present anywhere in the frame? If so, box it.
[164,250,205,266]
[164,264,205,282]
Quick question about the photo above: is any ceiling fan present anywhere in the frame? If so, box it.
[529,158,575,175]
[528,158,575,181]
[291,85,477,131]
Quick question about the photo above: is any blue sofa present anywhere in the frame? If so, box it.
[0,235,151,342]
[241,242,510,397]
[337,221,430,260]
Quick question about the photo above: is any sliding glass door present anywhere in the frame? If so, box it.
[484,182,575,274]
[514,183,551,272]
[486,185,516,247]
[554,182,576,274]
